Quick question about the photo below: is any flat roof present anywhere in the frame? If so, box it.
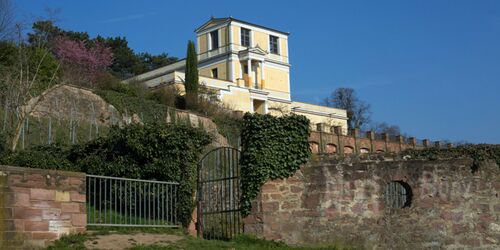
[195,17,290,36]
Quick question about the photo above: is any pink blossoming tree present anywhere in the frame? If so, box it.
[53,36,113,86]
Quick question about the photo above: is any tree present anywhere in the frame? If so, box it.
[0,0,14,41]
[0,38,61,151]
[52,36,113,86]
[371,122,401,136]
[322,87,371,129]
[184,40,198,108]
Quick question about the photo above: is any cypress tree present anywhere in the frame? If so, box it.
[184,40,199,105]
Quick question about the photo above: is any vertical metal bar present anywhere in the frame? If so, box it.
[135,181,137,225]
[139,182,142,225]
[114,179,117,224]
[99,178,102,223]
[152,183,155,225]
[104,178,107,224]
[147,182,151,224]
[169,183,172,224]
[86,177,89,224]
[119,179,122,224]
[128,181,134,224]
[174,184,177,225]
[93,177,96,224]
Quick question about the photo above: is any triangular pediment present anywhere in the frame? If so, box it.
[247,46,267,55]
[194,17,230,33]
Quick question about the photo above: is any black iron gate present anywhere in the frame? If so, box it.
[197,147,242,240]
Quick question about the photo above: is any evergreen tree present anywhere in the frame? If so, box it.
[184,40,199,95]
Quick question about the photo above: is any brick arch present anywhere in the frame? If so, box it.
[325,143,337,154]
[360,147,370,154]
[344,146,354,154]
[309,141,320,154]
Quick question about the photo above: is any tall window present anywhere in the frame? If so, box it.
[269,35,279,54]
[211,68,218,79]
[210,30,219,50]
[241,28,251,47]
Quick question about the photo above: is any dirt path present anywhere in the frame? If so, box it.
[84,233,183,249]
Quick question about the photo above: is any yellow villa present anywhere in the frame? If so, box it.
[125,17,348,132]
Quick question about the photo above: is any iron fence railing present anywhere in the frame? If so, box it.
[86,174,180,228]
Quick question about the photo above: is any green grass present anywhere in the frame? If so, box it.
[47,233,349,250]
[87,204,179,228]
[128,235,343,250]
[46,234,87,250]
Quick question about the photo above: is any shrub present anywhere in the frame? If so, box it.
[1,144,75,171]
[403,144,500,172]
[73,123,211,226]
[1,123,212,227]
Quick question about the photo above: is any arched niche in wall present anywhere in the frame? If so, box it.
[344,146,354,154]
[326,143,337,154]
[309,141,319,154]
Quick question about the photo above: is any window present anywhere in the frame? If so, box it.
[385,181,412,209]
[211,68,218,79]
[269,35,279,54]
[241,28,251,47]
[210,30,219,50]
[242,63,248,74]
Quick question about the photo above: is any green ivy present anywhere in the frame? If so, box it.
[403,144,500,172]
[240,113,311,216]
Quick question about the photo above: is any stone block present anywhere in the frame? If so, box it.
[42,209,61,220]
[262,202,279,212]
[13,207,42,221]
[71,213,86,227]
[32,232,58,240]
[261,183,278,193]
[70,191,86,202]
[290,185,303,193]
[25,221,49,231]
[55,191,70,202]
[49,220,72,232]
[13,193,30,207]
[30,188,55,201]
[61,203,80,213]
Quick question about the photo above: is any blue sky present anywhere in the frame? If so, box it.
[14,0,500,144]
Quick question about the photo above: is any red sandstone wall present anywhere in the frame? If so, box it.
[244,158,500,249]
[308,131,428,155]
[0,166,86,249]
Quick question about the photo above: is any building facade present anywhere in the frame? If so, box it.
[125,17,348,132]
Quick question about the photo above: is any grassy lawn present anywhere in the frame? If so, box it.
[47,230,348,250]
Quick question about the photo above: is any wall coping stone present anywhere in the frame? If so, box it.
[0,165,86,178]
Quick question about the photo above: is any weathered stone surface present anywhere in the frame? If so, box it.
[244,158,500,249]
[0,165,86,249]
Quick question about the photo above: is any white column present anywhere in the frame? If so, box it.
[260,61,265,81]
[228,23,233,50]
[247,59,251,76]
[228,57,234,82]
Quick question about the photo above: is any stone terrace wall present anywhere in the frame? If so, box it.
[308,125,450,155]
[0,166,86,249]
[244,157,500,249]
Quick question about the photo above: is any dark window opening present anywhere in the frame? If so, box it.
[211,68,218,79]
[241,28,251,47]
[385,181,412,209]
[269,35,279,54]
[210,30,219,50]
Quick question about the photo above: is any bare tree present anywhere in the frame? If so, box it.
[371,122,401,136]
[322,87,371,129]
[1,25,61,151]
[0,0,15,40]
